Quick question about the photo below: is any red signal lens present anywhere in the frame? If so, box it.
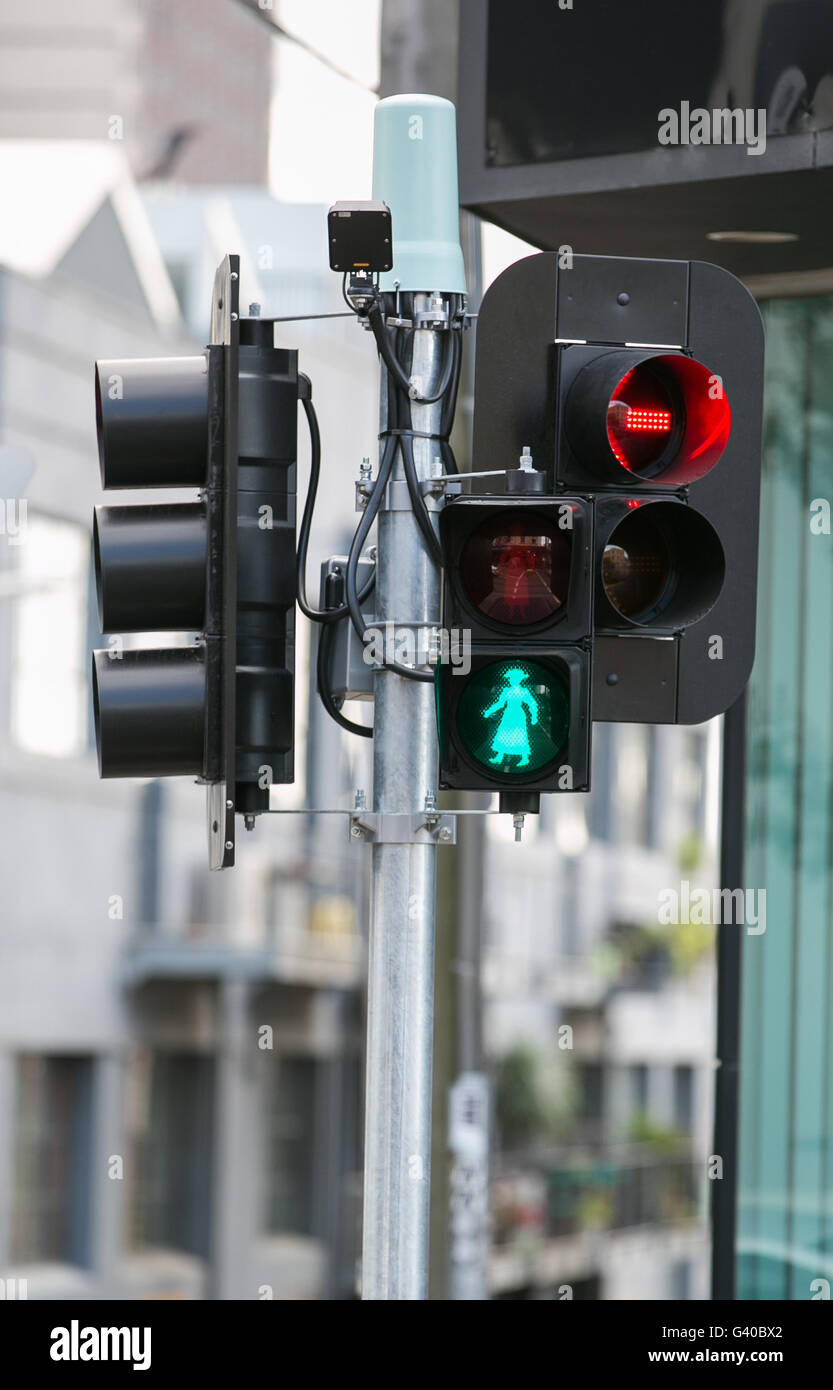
[459,511,571,627]
[606,356,731,484]
[607,367,675,474]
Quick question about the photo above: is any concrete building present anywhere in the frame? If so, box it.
[0,0,270,183]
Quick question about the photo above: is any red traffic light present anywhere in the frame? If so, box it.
[567,350,731,486]
[458,510,572,627]
[606,366,674,472]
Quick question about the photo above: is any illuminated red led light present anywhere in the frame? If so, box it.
[607,367,676,472]
[624,408,672,432]
[604,357,731,481]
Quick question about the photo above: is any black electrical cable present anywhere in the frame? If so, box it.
[316,622,373,738]
[301,287,466,713]
[396,309,447,566]
[297,394,374,625]
[399,431,442,565]
[344,435,433,684]
[345,433,395,643]
[367,298,457,405]
[440,305,463,475]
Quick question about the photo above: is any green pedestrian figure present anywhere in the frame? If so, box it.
[483,667,539,768]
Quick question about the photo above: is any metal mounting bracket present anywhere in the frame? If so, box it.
[349,811,457,845]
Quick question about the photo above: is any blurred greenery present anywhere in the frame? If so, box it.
[628,1112,688,1155]
[613,916,715,980]
[494,1044,577,1148]
[677,830,704,875]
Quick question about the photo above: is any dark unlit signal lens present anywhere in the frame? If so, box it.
[92,647,207,779]
[601,503,725,629]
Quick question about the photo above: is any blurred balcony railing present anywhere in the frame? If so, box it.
[492,1147,701,1248]
[122,886,364,989]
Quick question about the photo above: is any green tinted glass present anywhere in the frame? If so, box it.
[456,659,569,775]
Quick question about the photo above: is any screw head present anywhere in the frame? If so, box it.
[617,292,630,306]
[224,840,234,850]
[439,827,452,842]
[351,825,364,840]
[606,672,619,686]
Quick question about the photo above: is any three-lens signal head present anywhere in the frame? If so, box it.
[471,252,765,729]
[91,354,215,782]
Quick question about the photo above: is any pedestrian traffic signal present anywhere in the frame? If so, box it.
[92,255,301,868]
[470,252,764,726]
[437,495,591,800]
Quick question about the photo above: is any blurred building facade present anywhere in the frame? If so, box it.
[0,0,269,182]
[482,721,718,1300]
[0,157,377,1300]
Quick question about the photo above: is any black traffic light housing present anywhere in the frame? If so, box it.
[437,494,592,799]
[470,251,765,727]
[92,256,301,868]
[440,494,592,643]
[234,325,300,814]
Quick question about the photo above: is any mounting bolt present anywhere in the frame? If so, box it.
[439,826,452,842]
[225,839,234,850]
[354,789,367,810]
[249,301,261,316]
[513,813,525,843]
[244,814,256,832]
[226,799,233,809]
[351,823,365,840]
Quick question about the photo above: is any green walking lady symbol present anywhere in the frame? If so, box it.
[482,667,540,768]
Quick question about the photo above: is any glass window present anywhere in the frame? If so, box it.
[11,513,89,756]
[587,721,614,842]
[12,1055,93,1265]
[673,1064,694,1132]
[266,1056,317,1237]
[632,1063,649,1114]
[737,294,833,1299]
[616,725,650,847]
[673,730,707,840]
[129,1052,214,1258]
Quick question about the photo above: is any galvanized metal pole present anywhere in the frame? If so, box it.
[361,301,444,1300]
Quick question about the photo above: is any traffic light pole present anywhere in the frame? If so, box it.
[361,298,444,1301]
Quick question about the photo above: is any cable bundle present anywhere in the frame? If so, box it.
[296,288,465,736]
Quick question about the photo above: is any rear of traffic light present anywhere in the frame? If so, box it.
[92,256,300,868]
[471,252,764,728]
[234,320,300,816]
[437,496,591,800]
[93,351,216,783]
